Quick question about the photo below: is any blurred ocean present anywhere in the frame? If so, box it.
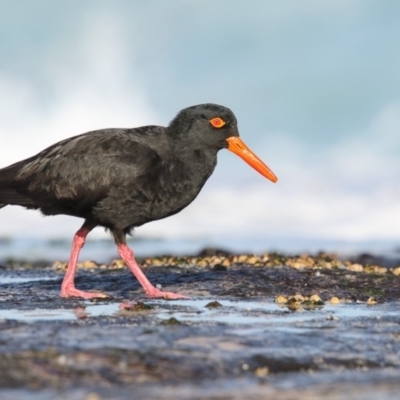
[0,234,399,263]
[1,2,400,260]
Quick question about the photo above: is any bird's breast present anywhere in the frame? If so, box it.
[143,152,217,220]
[93,149,217,229]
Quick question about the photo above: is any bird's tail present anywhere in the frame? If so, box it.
[0,164,36,208]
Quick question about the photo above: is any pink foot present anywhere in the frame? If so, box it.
[60,286,109,299]
[146,288,188,299]
[116,244,189,300]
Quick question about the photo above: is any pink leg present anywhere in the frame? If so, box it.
[60,228,108,299]
[117,243,187,299]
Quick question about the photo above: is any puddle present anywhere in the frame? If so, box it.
[0,303,120,322]
[0,276,59,284]
[156,299,399,326]
[0,298,398,324]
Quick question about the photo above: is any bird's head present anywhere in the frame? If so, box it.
[168,103,278,183]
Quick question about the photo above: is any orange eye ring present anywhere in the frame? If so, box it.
[210,117,225,128]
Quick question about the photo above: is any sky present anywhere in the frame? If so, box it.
[0,1,400,252]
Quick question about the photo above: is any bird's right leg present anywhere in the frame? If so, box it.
[60,222,108,299]
[112,229,187,300]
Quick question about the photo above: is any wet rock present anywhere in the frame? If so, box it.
[161,317,182,325]
[197,247,231,257]
[367,296,378,305]
[205,301,222,309]
[351,253,400,268]
[1,251,400,399]
[212,264,228,272]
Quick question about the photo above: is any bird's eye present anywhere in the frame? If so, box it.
[209,117,226,128]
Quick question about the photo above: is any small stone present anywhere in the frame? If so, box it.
[303,294,324,307]
[392,266,400,276]
[367,296,378,305]
[285,258,299,268]
[329,297,341,304]
[197,260,209,267]
[287,302,302,310]
[167,257,175,265]
[236,255,248,263]
[221,258,231,267]
[120,301,152,311]
[365,265,387,274]
[109,259,126,269]
[290,294,305,302]
[347,263,364,272]
[275,295,288,304]
[152,259,164,266]
[392,267,400,276]
[210,257,222,266]
[52,261,67,270]
[373,266,387,274]
[212,264,228,271]
[247,256,259,265]
[309,294,322,302]
[255,367,269,377]
[161,317,181,325]
[290,261,305,270]
[205,301,222,309]
[80,260,98,269]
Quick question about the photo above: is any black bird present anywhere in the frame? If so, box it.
[0,104,277,299]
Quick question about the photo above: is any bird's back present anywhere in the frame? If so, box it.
[0,125,218,231]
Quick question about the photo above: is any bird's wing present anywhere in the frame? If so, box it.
[1,128,164,207]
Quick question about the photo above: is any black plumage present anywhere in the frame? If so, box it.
[0,104,277,299]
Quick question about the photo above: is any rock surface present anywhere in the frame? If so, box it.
[0,251,399,399]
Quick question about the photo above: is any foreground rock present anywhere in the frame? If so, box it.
[0,252,399,399]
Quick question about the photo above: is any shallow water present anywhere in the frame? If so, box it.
[0,276,59,284]
[0,297,397,326]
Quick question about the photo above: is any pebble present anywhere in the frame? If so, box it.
[329,297,341,304]
[309,294,322,302]
[49,252,397,278]
[346,263,364,272]
[392,267,400,276]
[275,295,288,304]
[367,296,378,305]
[255,367,269,377]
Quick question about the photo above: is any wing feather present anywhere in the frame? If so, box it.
[0,127,165,212]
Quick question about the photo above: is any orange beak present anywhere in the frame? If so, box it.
[226,137,278,183]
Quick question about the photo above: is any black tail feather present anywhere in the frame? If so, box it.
[0,164,36,207]
[0,188,37,207]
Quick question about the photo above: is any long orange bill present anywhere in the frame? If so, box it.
[226,136,278,183]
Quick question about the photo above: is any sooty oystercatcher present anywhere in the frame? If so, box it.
[0,104,277,299]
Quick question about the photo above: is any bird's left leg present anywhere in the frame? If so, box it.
[115,232,187,299]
